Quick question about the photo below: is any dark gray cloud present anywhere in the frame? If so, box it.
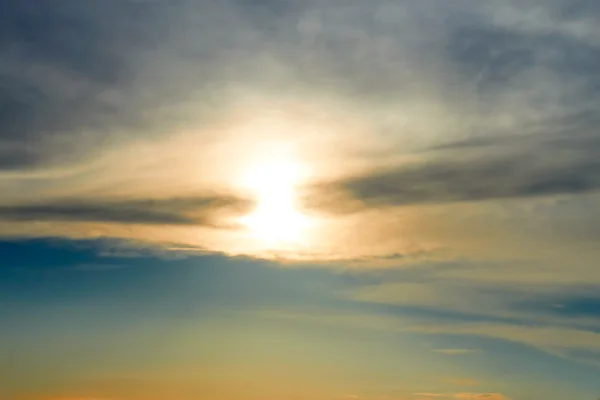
[1,0,597,155]
[0,195,251,226]
[0,0,171,169]
[0,0,256,171]
[445,10,600,101]
[4,0,600,212]
[300,0,600,212]
[309,130,600,211]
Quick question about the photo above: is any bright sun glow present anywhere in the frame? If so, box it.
[239,157,314,248]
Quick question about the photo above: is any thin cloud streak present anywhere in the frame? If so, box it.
[434,349,481,356]
[0,196,251,226]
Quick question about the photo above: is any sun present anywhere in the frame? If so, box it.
[239,157,314,248]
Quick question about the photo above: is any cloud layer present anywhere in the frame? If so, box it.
[0,195,250,226]
[2,0,600,320]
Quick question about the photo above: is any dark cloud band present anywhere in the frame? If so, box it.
[309,131,600,211]
[0,196,251,226]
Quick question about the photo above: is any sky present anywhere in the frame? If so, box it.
[2,0,600,399]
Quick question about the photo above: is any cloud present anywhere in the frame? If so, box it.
[308,127,600,212]
[5,3,600,400]
[428,323,600,366]
[434,349,480,356]
[343,277,600,327]
[1,0,600,265]
[0,0,288,173]
[0,195,250,226]
[0,1,142,169]
[262,307,600,368]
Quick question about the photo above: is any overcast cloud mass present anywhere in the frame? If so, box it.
[2,1,600,400]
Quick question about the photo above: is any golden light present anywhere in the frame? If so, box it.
[239,156,314,249]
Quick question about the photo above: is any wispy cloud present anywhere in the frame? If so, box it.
[0,1,600,245]
[261,307,600,368]
[434,349,481,356]
[4,2,600,400]
[0,195,250,226]
[309,131,600,211]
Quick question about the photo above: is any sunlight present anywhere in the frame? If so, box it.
[239,157,314,248]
